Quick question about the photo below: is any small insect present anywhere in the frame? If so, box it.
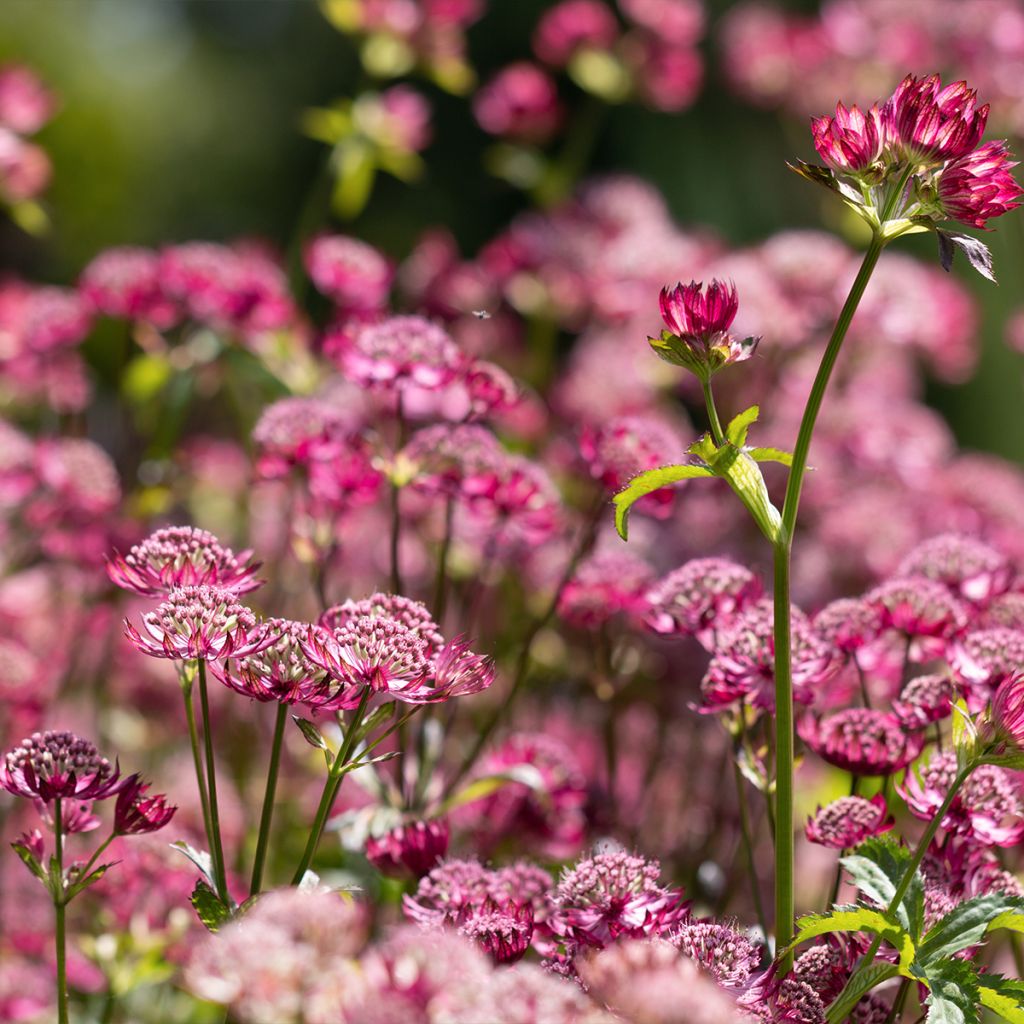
[472,309,492,320]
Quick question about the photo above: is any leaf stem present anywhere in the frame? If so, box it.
[197,660,229,903]
[249,702,289,897]
[702,379,726,446]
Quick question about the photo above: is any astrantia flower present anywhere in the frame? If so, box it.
[550,850,688,950]
[990,673,1024,749]
[864,575,968,658]
[303,234,393,312]
[671,919,761,989]
[113,774,176,835]
[702,599,837,712]
[35,798,100,835]
[124,585,268,661]
[460,900,534,965]
[430,636,497,702]
[107,525,262,598]
[812,102,883,175]
[1,731,123,803]
[644,557,762,646]
[78,246,179,328]
[338,315,460,392]
[805,794,894,849]
[532,0,619,67]
[812,598,884,655]
[892,673,955,728]
[949,627,1024,711]
[896,534,1011,606]
[881,74,989,166]
[473,63,563,145]
[651,279,759,381]
[558,550,654,630]
[461,451,562,544]
[900,750,1024,846]
[366,818,450,880]
[213,618,332,705]
[403,423,503,500]
[319,593,445,655]
[799,708,923,776]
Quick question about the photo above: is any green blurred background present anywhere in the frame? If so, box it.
[1,0,1021,459]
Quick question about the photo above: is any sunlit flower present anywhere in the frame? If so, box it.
[338,315,460,392]
[811,102,883,175]
[107,525,262,598]
[812,598,884,655]
[319,593,445,655]
[304,234,393,312]
[949,627,1024,711]
[1,730,123,803]
[113,774,177,835]
[938,139,1024,229]
[78,246,179,328]
[460,900,535,965]
[671,919,761,989]
[892,673,955,728]
[402,423,504,500]
[990,673,1024,749]
[124,585,268,661]
[558,550,654,629]
[805,793,893,849]
[864,575,968,656]
[799,708,923,776]
[896,534,1011,606]
[366,818,450,880]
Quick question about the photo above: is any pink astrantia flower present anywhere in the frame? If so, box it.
[864,575,968,659]
[949,627,1024,711]
[304,234,393,312]
[35,798,101,835]
[463,360,520,420]
[473,63,563,145]
[460,900,535,965]
[644,557,762,646]
[702,599,837,712]
[532,0,619,66]
[1,731,124,803]
[78,247,179,328]
[124,585,269,661]
[900,750,1024,847]
[549,850,688,951]
[881,74,989,166]
[106,525,262,598]
[893,673,955,728]
[812,101,883,175]
[213,618,333,705]
[813,597,884,655]
[461,451,562,544]
[558,550,654,630]
[366,818,450,880]
[805,793,894,849]
[990,673,1024,749]
[319,593,446,655]
[430,636,497,702]
[896,534,1012,606]
[0,65,56,134]
[338,315,460,392]
[113,774,177,835]
[402,423,504,500]
[671,919,761,990]
[799,708,924,776]
[938,139,1024,229]
[653,278,758,380]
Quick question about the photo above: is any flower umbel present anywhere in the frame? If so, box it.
[1,731,123,804]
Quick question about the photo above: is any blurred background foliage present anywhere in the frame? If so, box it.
[1,0,1022,460]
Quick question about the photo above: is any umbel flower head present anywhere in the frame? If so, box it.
[649,278,759,382]
[805,793,894,849]
[113,774,176,835]
[107,525,262,598]
[1,731,124,803]
[990,673,1024,750]
[125,585,269,662]
[799,708,924,777]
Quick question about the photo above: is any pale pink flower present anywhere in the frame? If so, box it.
[473,63,563,144]
[805,793,893,849]
[0,65,56,134]
[533,0,619,66]
[304,234,393,312]
[799,708,924,776]
[78,246,179,327]
[338,315,460,392]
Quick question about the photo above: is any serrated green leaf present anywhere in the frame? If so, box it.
[849,834,925,940]
[747,446,794,466]
[437,766,547,815]
[726,405,760,447]
[988,910,1024,936]
[190,880,232,933]
[920,895,1024,964]
[823,962,900,1023]
[841,853,901,922]
[613,463,713,540]
[923,959,980,1024]
[978,975,1024,1023]
[794,908,916,976]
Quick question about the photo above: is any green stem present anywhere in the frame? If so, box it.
[198,661,229,903]
[291,690,372,884]
[182,676,215,874]
[732,747,769,940]
[702,378,726,446]
[249,703,289,897]
[826,763,974,1023]
[773,236,885,967]
[54,796,68,1024]
[884,979,912,1024]
[77,833,115,884]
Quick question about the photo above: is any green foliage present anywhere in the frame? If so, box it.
[978,976,1024,1023]
[190,880,233,933]
[841,835,924,938]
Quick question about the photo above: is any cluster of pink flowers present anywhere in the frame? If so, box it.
[0,64,55,207]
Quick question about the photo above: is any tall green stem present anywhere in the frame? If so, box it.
[291,690,371,884]
[197,661,229,903]
[182,676,215,876]
[250,702,289,896]
[826,763,974,1023]
[702,379,726,446]
[54,796,68,1024]
[773,235,885,964]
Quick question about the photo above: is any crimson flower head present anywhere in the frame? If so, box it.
[990,673,1024,749]
[805,793,894,849]
[114,774,176,835]
[799,708,924,777]
[651,279,758,382]
[124,585,269,662]
[460,900,534,965]
[366,818,450,880]
[1,731,124,804]
[881,74,989,166]
[107,526,262,598]
[938,140,1023,229]
[338,315,460,392]
[812,101,883,175]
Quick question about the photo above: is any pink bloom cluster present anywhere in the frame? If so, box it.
[0,64,55,205]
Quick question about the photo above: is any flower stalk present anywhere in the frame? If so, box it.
[249,702,289,896]
[53,795,68,1024]
[197,660,229,903]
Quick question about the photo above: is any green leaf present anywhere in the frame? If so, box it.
[920,895,1024,964]
[293,717,329,752]
[11,841,47,885]
[613,463,713,540]
[988,910,1024,936]
[190,880,232,933]
[787,160,841,194]
[848,835,925,940]
[950,698,977,766]
[978,975,1024,1023]
[436,766,547,815]
[982,751,1024,770]
[794,908,916,976]
[936,229,996,283]
[823,962,900,1024]
[169,841,216,887]
[747,447,794,466]
[923,959,980,1024]
[725,405,760,447]
[65,863,116,901]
